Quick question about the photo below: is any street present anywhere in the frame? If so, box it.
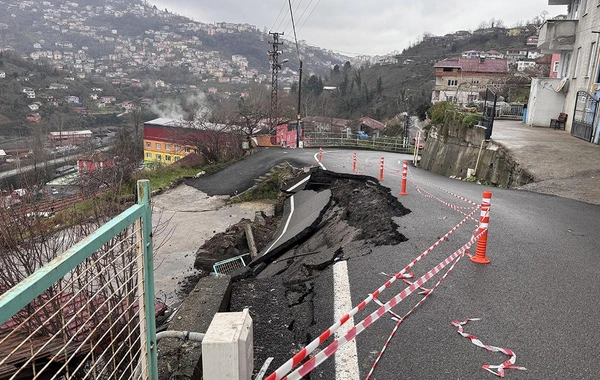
[185,147,600,379]
[301,149,600,379]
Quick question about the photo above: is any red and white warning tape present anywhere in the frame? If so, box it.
[265,208,478,380]
[452,318,526,378]
[408,168,479,206]
[282,233,483,380]
[415,186,480,218]
[366,249,469,380]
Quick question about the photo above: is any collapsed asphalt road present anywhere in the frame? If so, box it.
[185,148,318,196]
[187,147,600,379]
[224,169,412,377]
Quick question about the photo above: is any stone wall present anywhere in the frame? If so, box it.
[419,124,534,188]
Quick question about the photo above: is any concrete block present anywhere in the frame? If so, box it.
[157,275,231,380]
[202,309,253,380]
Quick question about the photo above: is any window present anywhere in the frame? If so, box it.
[553,61,560,73]
[582,0,588,15]
[184,147,191,153]
[175,157,180,161]
[166,155,171,162]
[146,152,151,158]
[165,144,172,151]
[175,145,180,152]
[155,143,161,149]
[145,142,151,148]
[447,79,458,86]
[442,67,453,72]
[587,42,597,78]
[573,47,581,78]
[471,80,480,84]
[156,154,162,161]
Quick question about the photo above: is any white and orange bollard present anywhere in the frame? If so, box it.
[318,147,323,163]
[379,157,384,181]
[471,191,492,264]
[352,152,357,172]
[399,161,408,195]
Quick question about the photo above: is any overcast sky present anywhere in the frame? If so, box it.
[149,0,567,56]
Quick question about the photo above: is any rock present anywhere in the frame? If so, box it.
[255,211,267,226]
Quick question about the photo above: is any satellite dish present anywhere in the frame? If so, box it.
[556,77,568,93]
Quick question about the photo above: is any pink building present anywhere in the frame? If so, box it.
[78,152,114,173]
[276,122,303,147]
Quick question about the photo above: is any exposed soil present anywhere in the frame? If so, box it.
[224,170,411,376]
[193,211,281,273]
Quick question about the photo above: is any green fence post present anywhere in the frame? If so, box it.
[138,180,158,380]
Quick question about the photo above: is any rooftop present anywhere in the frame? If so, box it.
[434,57,509,74]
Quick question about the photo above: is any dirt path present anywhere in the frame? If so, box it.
[150,184,275,307]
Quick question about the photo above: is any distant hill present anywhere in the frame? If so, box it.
[319,26,540,121]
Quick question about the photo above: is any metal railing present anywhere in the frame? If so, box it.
[0,180,157,380]
[303,132,416,153]
[496,103,525,120]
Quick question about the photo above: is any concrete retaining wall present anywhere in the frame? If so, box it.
[420,124,534,188]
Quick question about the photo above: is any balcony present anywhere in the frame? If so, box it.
[537,19,578,53]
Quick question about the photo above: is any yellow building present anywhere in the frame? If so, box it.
[143,118,198,165]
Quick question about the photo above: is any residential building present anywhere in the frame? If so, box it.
[517,60,538,71]
[276,121,303,147]
[301,116,350,134]
[143,118,240,164]
[27,113,41,122]
[534,0,600,143]
[360,117,386,138]
[431,57,510,105]
[78,151,114,172]
[48,130,92,147]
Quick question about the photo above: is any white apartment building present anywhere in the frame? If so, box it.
[535,0,600,143]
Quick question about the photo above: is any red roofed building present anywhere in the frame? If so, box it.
[143,118,241,165]
[78,151,114,173]
[431,57,510,105]
[360,117,386,137]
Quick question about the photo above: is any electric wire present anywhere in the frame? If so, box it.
[270,0,288,32]
[296,0,315,28]
[297,0,321,32]
[275,0,294,33]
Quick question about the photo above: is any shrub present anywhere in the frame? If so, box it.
[462,113,483,128]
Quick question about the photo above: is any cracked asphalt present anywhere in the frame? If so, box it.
[162,134,600,379]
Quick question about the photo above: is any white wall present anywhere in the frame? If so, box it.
[527,78,567,127]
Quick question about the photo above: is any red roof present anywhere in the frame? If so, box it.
[360,117,386,131]
[434,57,509,74]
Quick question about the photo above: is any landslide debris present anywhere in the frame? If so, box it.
[227,169,412,377]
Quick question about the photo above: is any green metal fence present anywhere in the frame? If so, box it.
[303,132,416,154]
[0,180,157,380]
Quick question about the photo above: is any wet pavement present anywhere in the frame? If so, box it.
[491,120,600,204]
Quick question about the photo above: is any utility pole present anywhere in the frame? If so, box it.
[296,60,303,148]
[268,32,284,133]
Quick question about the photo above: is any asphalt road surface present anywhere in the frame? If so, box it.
[193,147,600,379]
[184,147,318,196]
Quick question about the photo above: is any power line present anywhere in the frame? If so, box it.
[297,0,321,32]
[295,0,315,29]
[270,0,288,32]
[275,0,294,32]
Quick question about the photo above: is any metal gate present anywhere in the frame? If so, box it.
[482,87,497,140]
[571,91,597,142]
